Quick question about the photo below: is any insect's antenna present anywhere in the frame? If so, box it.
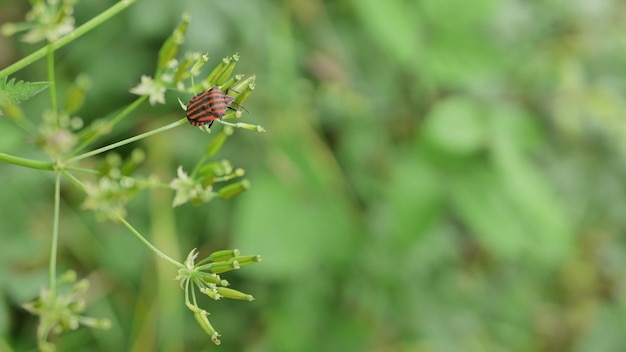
[230,101,249,113]
[225,88,249,112]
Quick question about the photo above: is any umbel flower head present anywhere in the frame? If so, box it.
[129,75,166,105]
[176,249,261,345]
[170,166,214,207]
[81,152,158,221]
[127,14,265,132]
[169,161,249,207]
[1,0,76,43]
[23,271,111,352]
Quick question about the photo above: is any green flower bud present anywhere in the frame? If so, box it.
[64,74,91,114]
[234,88,253,108]
[201,261,240,274]
[190,53,210,76]
[215,53,239,86]
[79,316,112,330]
[193,309,221,345]
[230,75,256,100]
[219,73,243,92]
[60,315,80,331]
[68,299,86,313]
[172,55,193,85]
[197,161,228,187]
[157,13,189,74]
[216,287,254,301]
[231,255,262,267]
[72,279,90,293]
[205,57,230,87]
[59,270,77,283]
[218,180,251,199]
[196,271,223,285]
[200,286,221,300]
[207,249,240,262]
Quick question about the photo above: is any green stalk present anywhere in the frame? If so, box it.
[62,170,182,267]
[0,153,54,170]
[64,166,100,175]
[0,0,138,78]
[62,170,86,191]
[50,172,62,296]
[116,215,183,268]
[47,44,58,128]
[66,118,187,163]
[71,95,149,156]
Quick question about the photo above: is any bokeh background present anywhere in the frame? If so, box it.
[2,0,626,351]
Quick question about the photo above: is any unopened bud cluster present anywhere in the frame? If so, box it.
[128,14,264,132]
[82,151,158,221]
[170,126,250,207]
[176,249,261,345]
[23,271,111,352]
[1,0,76,43]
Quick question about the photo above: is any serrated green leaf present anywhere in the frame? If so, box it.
[0,78,50,107]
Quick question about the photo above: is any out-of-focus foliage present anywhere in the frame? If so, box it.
[1,0,626,351]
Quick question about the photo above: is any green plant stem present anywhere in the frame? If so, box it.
[50,172,62,297]
[64,166,172,189]
[190,154,209,178]
[62,170,182,267]
[47,44,58,128]
[64,166,100,175]
[116,215,183,268]
[71,95,149,156]
[62,170,86,191]
[109,95,149,127]
[66,118,187,163]
[0,0,138,79]
[0,152,54,170]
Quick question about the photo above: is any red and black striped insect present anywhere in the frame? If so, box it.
[186,87,243,127]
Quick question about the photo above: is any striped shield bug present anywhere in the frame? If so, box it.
[186,87,244,127]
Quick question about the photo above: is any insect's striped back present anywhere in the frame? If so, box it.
[186,87,236,127]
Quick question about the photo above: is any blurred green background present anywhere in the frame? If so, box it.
[2,0,626,351]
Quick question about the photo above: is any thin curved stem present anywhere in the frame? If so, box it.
[71,95,149,156]
[62,172,180,265]
[115,215,183,269]
[0,153,54,170]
